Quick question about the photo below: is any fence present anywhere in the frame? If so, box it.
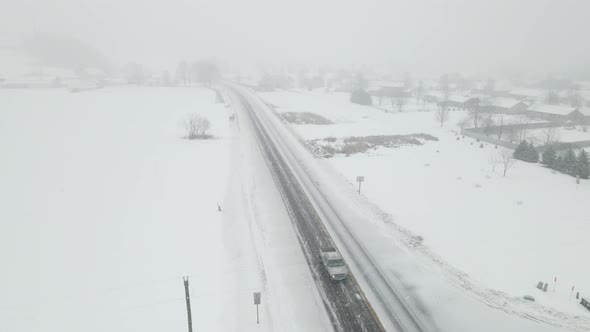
[466,121,559,134]
[461,129,518,149]
[461,127,590,152]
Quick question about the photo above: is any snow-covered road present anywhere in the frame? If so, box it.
[227,84,436,331]
[231,86,583,332]
[219,87,333,331]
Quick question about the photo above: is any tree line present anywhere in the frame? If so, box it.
[514,141,590,179]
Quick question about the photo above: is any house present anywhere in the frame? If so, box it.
[526,104,584,122]
[480,98,528,114]
[368,81,407,96]
[423,91,480,110]
[438,95,479,111]
[368,81,411,106]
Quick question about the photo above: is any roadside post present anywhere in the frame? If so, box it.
[253,292,261,324]
[183,277,193,332]
[356,176,364,194]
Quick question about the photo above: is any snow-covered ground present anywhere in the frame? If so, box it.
[259,89,590,329]
[0,86,329,332]
[0,87,232,331]
[527,127,590,144]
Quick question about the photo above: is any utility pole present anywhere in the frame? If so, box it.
[183,276,193,332]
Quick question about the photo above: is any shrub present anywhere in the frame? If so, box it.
[350,89,372,106]
[183,114,211,139]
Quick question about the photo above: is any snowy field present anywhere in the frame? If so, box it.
[0,86,331,332]
[0,87,234,331]
[260,89,590,323]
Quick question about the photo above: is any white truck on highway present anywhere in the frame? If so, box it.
[320,247,348,281]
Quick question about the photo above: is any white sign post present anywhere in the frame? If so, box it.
[253,292,261,324]
[356,176,365,194]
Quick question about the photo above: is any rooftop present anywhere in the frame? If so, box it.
[493,98,527,109]
[528,104,578,116]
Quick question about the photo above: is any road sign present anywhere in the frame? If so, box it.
[356,176,364,194]
[253,292,261,324]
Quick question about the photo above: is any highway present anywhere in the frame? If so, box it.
[226,84,436,332]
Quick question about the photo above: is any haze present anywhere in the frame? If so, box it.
[2,0,589,77]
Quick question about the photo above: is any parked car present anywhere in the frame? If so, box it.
[320,247,348,281]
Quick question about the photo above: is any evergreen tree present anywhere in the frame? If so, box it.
[514,140,538,163]
[513,141,527,160]
[554,155,565,172]
[527,142,539,163]
[576,149,590,179]
[563,149,578,175]
[542,146,557,168]
[350,89,372,106]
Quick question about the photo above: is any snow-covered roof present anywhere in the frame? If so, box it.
[528,104,578,116]
[493,98,526,109]
[578,107,590,116]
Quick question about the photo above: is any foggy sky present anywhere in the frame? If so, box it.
[2,0,589,77]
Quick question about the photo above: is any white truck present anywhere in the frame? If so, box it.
[320,247,348,281]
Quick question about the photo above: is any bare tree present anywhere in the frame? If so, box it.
[183,114,211,139]
[541,127,560,146]
[436,74,452,127]
[495,116,504,139]
[468,105,482,128]
[396,96,407,111]
[440,74,451,104]
[500,149,516,176]
[509,115,530,143]
[415,80,424,104]
[435,107,449,127]
[489,153,501,172]
[505,126,523,144]
[458,116,471,130]
[176,60,189,86]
